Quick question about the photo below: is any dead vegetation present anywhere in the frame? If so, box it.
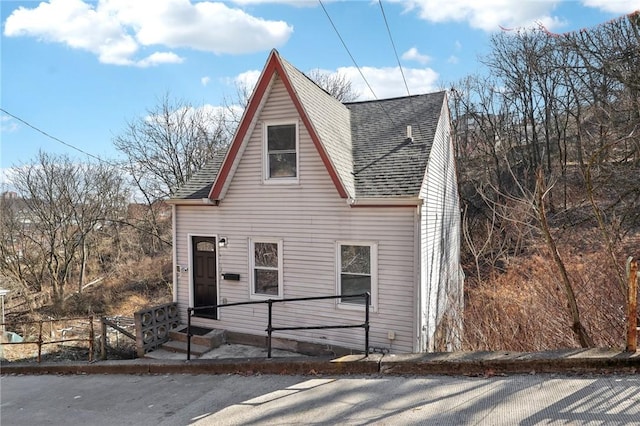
[453,13,640,352]
[1,254,172,336]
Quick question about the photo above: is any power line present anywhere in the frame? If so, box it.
[377,0,427,139]
[318,0,379,101]
[318,0,401,130]
[0,108,119,167]
[378,0,412,98]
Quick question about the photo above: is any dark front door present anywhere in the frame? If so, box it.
[192,236,218,319]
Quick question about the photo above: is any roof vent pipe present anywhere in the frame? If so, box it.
[406,125,413,142]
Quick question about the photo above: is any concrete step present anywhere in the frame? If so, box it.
[161,339,210,356]
[169,326,226,349]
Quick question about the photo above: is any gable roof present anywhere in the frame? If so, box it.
[209,49,351,200]
[169,50,447,204]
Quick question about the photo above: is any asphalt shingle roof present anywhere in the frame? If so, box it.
[170,149,227,200]
[347,92,445,197]
[279,56,355,198]
[170,52,445,201]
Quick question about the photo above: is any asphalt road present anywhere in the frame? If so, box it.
[3,373,640,425]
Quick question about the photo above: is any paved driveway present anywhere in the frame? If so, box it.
[3,373,640,425]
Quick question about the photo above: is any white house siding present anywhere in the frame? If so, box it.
[174,77,418,353]
[419,98,463,352]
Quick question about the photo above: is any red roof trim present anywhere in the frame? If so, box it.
[209,53,277,199]
[273,61,348,199]
[209,50,348,200]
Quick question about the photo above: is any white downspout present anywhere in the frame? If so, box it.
[413,203,422,353]
[172,204,178,303]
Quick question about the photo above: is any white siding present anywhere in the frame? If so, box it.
[419,97,463,352]
[174,77,418,353]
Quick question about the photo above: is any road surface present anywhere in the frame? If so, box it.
[3,373,640,425]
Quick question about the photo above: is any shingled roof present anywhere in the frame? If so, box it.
[347,91,445,197]
[170,149,226,200]
[169,50,446,202]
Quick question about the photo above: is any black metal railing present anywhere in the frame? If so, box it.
[186,292,370,360]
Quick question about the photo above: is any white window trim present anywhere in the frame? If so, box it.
[249,238,284,300]
[336,241,378,312]
[263,120,299,184]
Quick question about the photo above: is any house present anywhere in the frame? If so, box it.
[167,50,463,354]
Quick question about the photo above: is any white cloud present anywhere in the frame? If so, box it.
[201,76,211,86]
[228,65,438,102]
[1,116,19,133]
[231,0,317,6]
[389,0,566,32]
[234,70,262,91]
[337,66,440,100]
[581,1,640,14]
[136,52,184,68]
[401,47,431,65]
[4,0,293,66]
[447,55,459,64]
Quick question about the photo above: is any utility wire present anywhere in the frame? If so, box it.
[377,0,427,139]
[318,0,379,101]
[318,0,399,130]
[378,0,411,98]
[0,108,119,167]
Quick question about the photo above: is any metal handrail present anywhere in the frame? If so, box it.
[186,292,370,360]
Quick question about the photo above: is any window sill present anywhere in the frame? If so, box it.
[250,293,283,301]
[262,179,300,186]
[336,302,377,313]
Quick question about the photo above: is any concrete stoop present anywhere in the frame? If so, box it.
[160,326,227,356]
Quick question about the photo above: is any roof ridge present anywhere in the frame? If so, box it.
[344,90,446,106]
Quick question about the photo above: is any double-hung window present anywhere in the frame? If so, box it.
[264,122,298,181]
[250,239,283,298]
[337,242,377,310]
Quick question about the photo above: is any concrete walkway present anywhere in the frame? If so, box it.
[2,347,640,376]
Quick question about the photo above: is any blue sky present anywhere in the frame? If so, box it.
[2,0,639,180]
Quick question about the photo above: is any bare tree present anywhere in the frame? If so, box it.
[453,14,640,350]
[0,152,127,311]
[307,69,360,102]
[225,69,360,126]
[114,93,232,201]
[113,94,232,253]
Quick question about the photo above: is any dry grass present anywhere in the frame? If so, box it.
[57,254,173,318]
[462,229,629,352]
[1,254,172,362]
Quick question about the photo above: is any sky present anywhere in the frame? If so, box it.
[2,0,640,182]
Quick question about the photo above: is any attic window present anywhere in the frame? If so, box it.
[264,122,298,181]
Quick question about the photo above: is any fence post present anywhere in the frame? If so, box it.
[37,320,43,363]
[88,316,94,362]
[101,318,107,360]
[267,300,273,359]
[627,257,638,352]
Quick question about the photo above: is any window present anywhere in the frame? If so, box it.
[264,122,298,180]
[195,241,216,252]
[337,242,377,309]
[250,239,283,298]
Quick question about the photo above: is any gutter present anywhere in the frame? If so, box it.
[347,197,422,207]
[166,198,219,206]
